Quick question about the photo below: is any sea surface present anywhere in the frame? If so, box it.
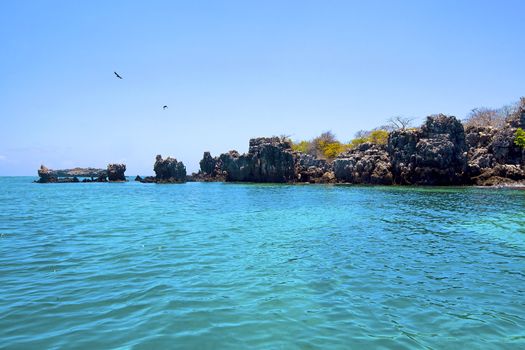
[0,177,524,349]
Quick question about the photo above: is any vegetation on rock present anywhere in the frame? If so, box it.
[515,128,525,149]
[463,102,519,128]
[292,129,389,160]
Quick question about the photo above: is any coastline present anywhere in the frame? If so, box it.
[34,106,525,187]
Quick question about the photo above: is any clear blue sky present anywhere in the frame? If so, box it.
[1,0,524,175]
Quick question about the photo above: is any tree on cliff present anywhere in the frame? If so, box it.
[385,116,414,131]
[310,131,343,159]
[292,131,348,159]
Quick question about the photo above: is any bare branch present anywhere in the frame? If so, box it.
[386,116,414,131]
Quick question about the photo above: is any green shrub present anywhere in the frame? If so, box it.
[515,128,525,148]
[292,129,389,159]
[319,141,346,159]
[368,130,389,145]
[291,140,310,153]
[348,129,389,149]
[349,137,368,148]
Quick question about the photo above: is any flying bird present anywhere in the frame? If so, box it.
[114,71,123,79]
[163,105,168,110]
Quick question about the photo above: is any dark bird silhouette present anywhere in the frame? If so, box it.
[114,71,123,79]
[163,105,168,110]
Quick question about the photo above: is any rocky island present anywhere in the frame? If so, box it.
[193,99,525,186]
[36,164,127,183]
[135,155,187,183]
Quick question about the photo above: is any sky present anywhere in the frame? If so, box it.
[1,0,524,175]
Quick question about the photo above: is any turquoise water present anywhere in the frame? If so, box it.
[1,177,524,349]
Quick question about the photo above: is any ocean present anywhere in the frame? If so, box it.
[1,177,524,349]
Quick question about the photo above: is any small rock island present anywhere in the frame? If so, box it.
[36,164,127,183]
[136,155,187,183]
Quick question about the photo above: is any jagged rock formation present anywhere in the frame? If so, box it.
[36,165,58,183]
[107,164,127,181]
[388,115,468,185]
[199,152,217,176]
[153,155,186,182]
[197,137,295,183]
[195,112,524,186]
[465,126,498,177]
[334,143,393,184]
[293,152,332,183]
[138,155,187,183]
[466,103,525,185]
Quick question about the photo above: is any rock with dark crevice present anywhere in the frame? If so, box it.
[293,152,332,183]
[199,152,217,176]
[198,137,295,183]
[465,102,525,184]
[388,115,468,185]
[334,143,393,185]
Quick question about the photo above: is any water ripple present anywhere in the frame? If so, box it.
[0,178,524,349]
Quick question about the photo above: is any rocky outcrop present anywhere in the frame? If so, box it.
[245,137,295,182]
[465,126,498,177]
[292,152,332,183]
[466,103,525,185]
[199,152,217,176]
[196,137,295,183]
[107,164,127,181]
[37,165,58,183]
[154,155,186,182]
[471,164,525,186]
[388,115,468,185]
[37,166,105,179]
[138,155,187,183]
[334,143,393,184]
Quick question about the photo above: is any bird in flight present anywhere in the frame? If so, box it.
[114,71,123,79]
[163,105,168,110]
